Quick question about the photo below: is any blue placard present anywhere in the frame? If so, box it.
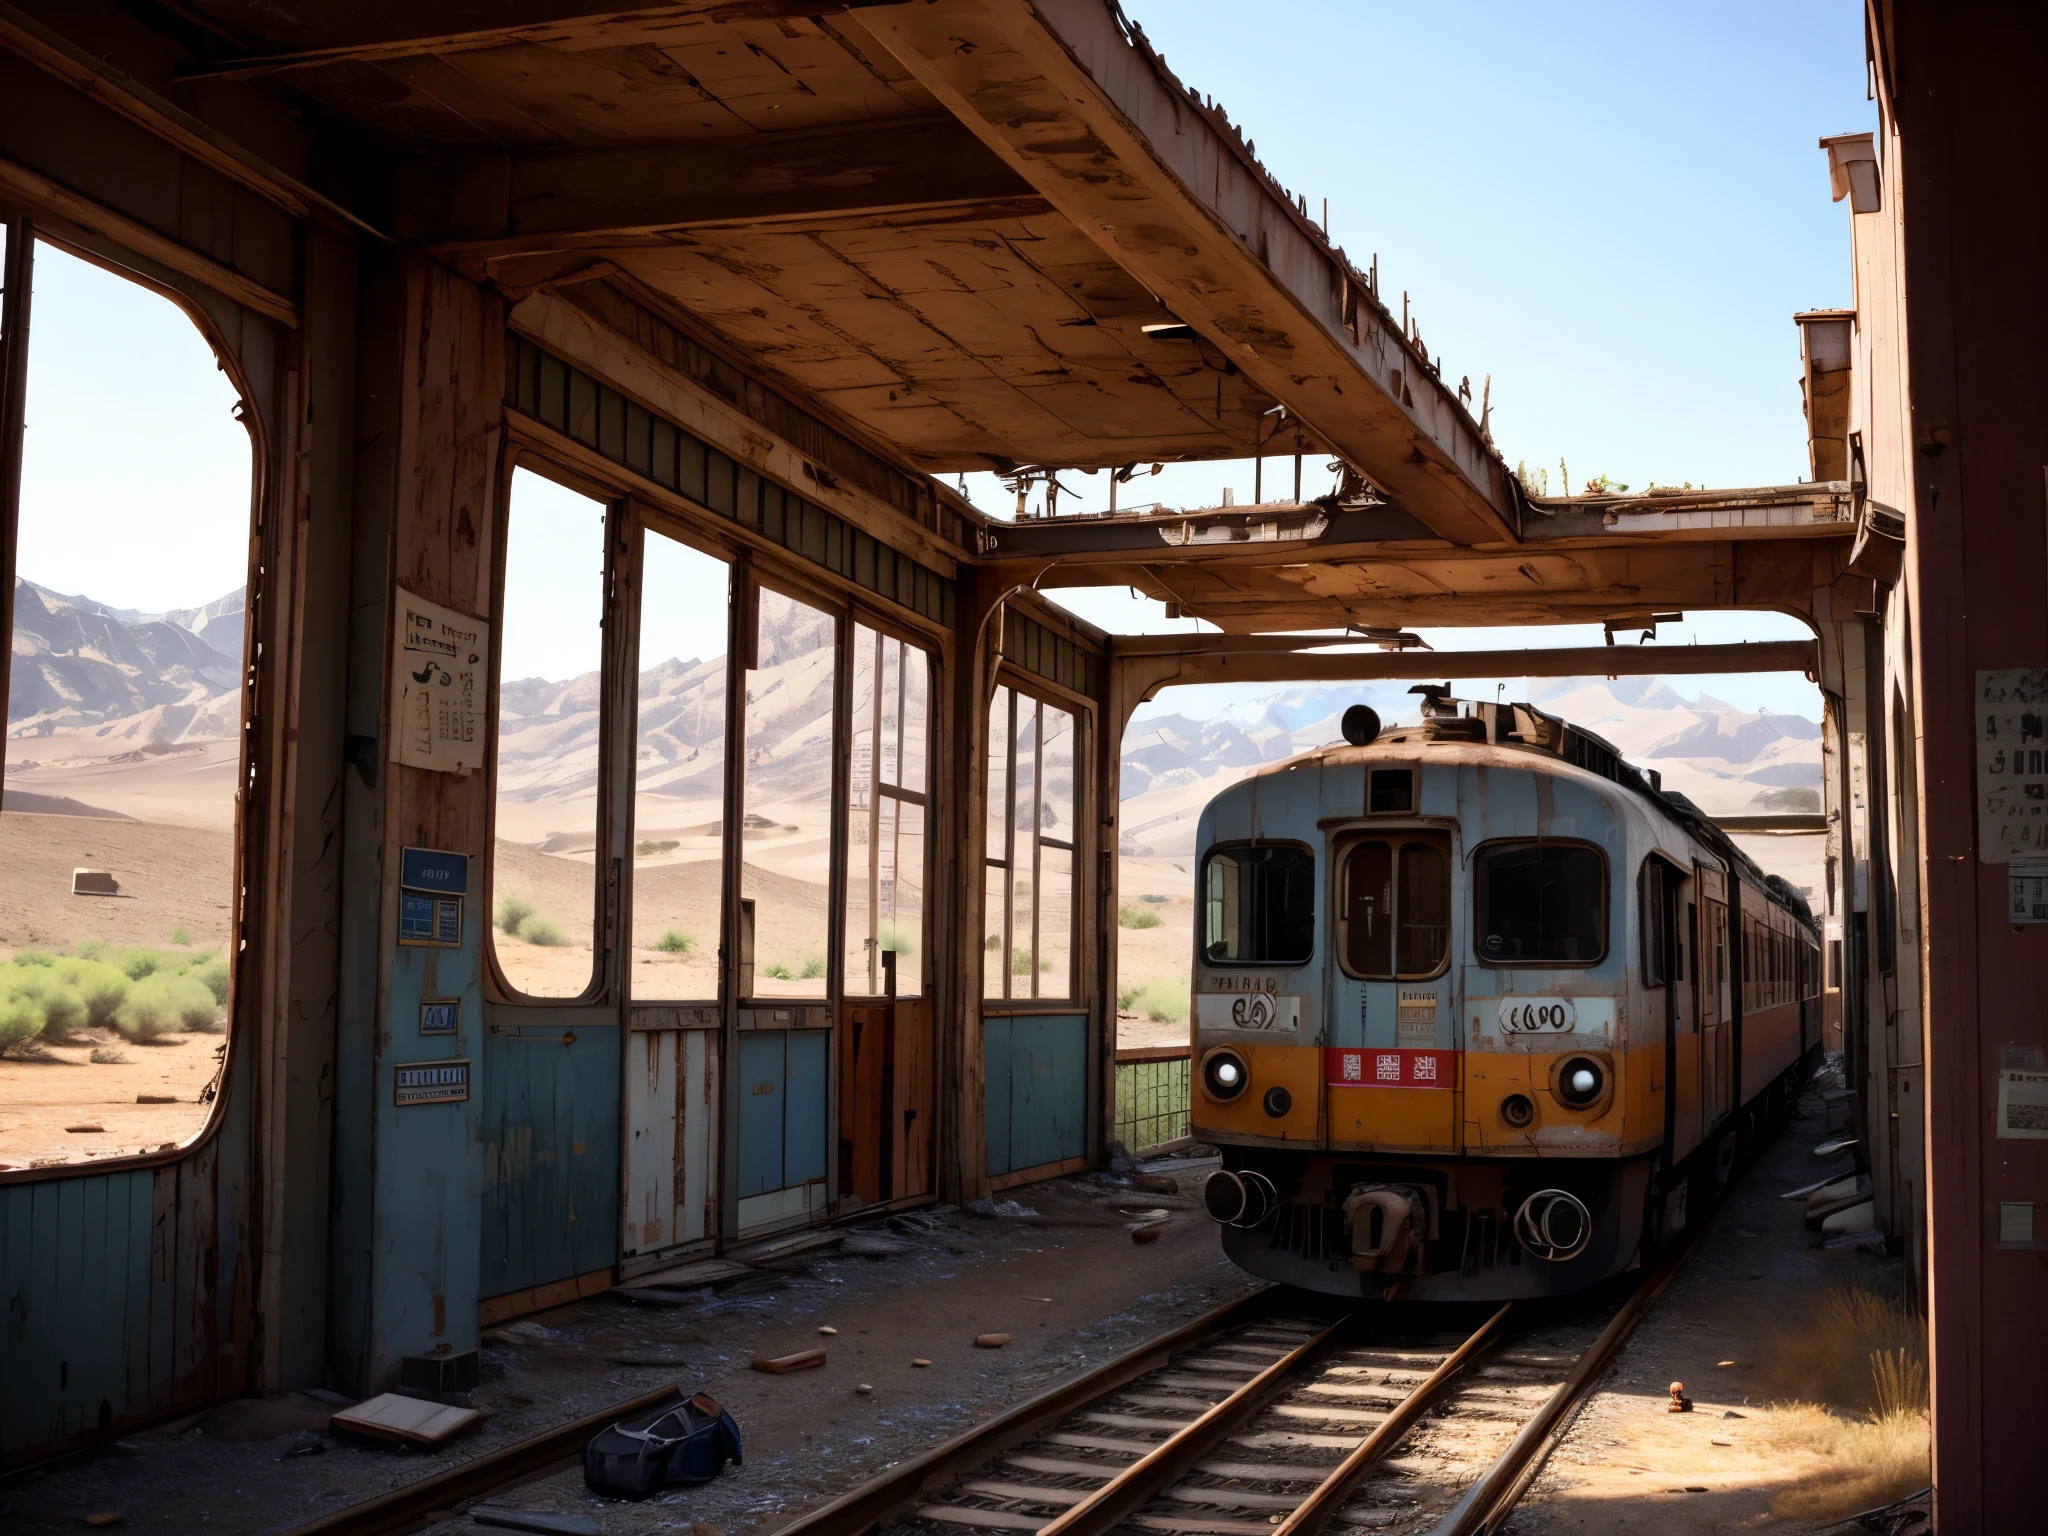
[401,847,469,895]
[420,999,459,1036]
[399,891,437,943]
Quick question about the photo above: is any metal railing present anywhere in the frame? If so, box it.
[1114,1046,1191,1155]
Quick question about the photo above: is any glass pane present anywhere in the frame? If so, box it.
[888,798,924,996]
[846,626,878,995]
[1,241,251,1168]
[986,685,1010,865]
[1041,704,1076,845]
[896,638,928,794]
[1013,698,1038,873]
[1396,841,1449,976]
[1201,845,1316,966]
[984,861,1007,1000]
[1012,842,1036,992]
[493,469,606,998]
[1344,841,1394,978]
[742,588,836,997]
[1038,843,1072,999]
[631,530,729,1000]
[1476,843,1607,965]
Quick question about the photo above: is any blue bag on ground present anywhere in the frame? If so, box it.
[584,1392,742,1498]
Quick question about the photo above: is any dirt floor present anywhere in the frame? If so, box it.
[0,1155,1260,1536]
[1508,1065,1927,1533]
[0,1023,223,1169]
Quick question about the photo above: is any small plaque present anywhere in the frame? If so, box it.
[394,1059,470,1106]
[399,893,463,948]
[1498,996,1578,1036]
[401,847,469,895]
[419,998,459,1036]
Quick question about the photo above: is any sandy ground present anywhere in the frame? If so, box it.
[0,1158,1259,1536]
[0,813,234,952]
[0,1024,223,1169]
[1509,1070,1923,1533]
[0,809,235,1168]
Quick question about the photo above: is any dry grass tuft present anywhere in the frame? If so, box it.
[1760,1285,1930,1520]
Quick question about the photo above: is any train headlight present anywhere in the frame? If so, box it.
[1555,1055,1606,1109]
[1200,1047,1250,1103]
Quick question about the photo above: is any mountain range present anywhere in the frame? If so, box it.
[1117,675,1823,859]
[8,579,244,740]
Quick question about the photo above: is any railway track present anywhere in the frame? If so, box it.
[289,1230,1698,1536]
[787,1229,1699,1536]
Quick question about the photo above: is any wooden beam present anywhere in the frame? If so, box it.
[174,2,857,80]
[415,118,1038,254]
[1118,640,1819,691]
[855,0,1521,546]
[0,154,299,325]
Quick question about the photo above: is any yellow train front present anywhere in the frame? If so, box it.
[1191,695,1821,1300]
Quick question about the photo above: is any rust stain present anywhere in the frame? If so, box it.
[432,1292,446,1337]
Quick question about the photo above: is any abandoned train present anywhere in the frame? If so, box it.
[1193,692,1822,1299]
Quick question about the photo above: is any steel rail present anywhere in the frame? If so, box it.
[1429,1219,1717,1536]
[277,1383,682,1536]
[775,1286,1280,1536]
[1269,1302,1512,1536]
[1029,1314,1349,1536]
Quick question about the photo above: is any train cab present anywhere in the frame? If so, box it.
[1191,696,1821,1300]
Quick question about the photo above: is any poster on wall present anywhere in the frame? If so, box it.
[1975,669,2048,862]
[390,587,489,774]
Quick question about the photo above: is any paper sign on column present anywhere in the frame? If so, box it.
[1995,1068,2048,1139]
[1975,669,2048,862]
[391,587,488,774]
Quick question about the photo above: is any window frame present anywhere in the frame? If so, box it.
[0,225,267,1185]
[983,675,1083,1004]
[843,616,935,1000]
[1332,829,1453,981]
[1469,837,1611,969]
[483,453,623,1006]
[622,508,738,1006]
[1366,766,1417,816]
[1198,838,1319,971]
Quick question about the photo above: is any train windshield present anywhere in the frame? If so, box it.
[1474,841,1607,964]
[1202,844,1315,965]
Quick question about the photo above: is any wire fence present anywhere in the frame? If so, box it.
[1114,1046,1191,1155]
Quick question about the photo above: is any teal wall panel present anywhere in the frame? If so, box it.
[478,1020,621,1299]
[1,1168,157,1457]
[784,1031,829,1188]
[984,1014,1086,1177]
[737,1031,786,1196]
[984,1016,1013,1176]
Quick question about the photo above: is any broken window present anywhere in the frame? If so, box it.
[844,624,928,998]
[630,528,729,1000]
[985,684,1076,1000]
[1202,844,1316,967]
[491,468,607,1000]
[1474,841,1607,965]
[740,586,837,999]
[0,237,252,1169]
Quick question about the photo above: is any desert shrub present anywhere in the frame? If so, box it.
[57,958,132,1027]
[799,951,826,980]
[190,952,231,1006]
[0,990,42,1051]
[1768,1285,1925,1415]
[11,948,58,968]
[495,894,535,935]
[655,929,695,955]
[1118,903,1161,930]
[762,961,793,980]
[515,913,568,947]
[170,925,192,946]
[1140,893,1168,904]
[73,938,112,962]
[3,969,87,1037]
[1011,947,1052,975]
[636,839,680,857]
[876,920,919,957]
[115,946,169,981]
[115,973,214,1040]
[1118,977,1189,1023]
